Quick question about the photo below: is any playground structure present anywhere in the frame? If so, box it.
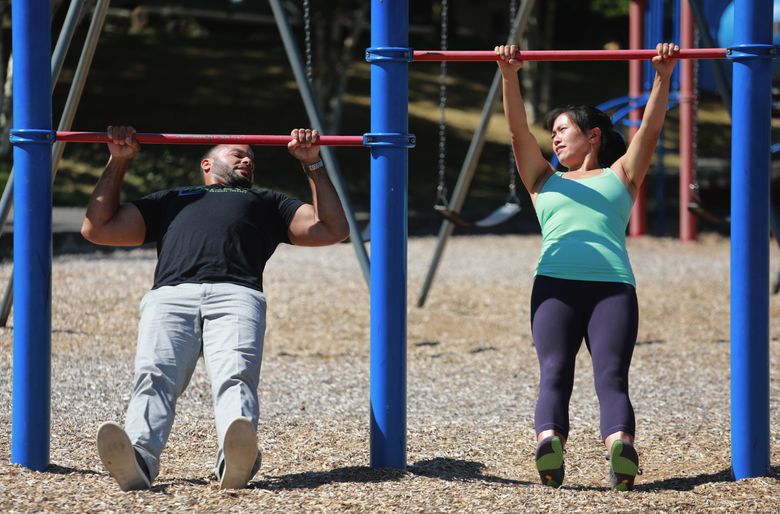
[416,0,776,306]
[5,0,775,485]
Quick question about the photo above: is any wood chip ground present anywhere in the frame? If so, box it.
[1,234,779,512]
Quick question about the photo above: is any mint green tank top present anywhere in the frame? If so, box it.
[534,167,635,286]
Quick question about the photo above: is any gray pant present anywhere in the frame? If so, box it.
[124,283,266,480]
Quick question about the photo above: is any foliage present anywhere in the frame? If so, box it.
[0,0,735,236]
[590,0,630,18]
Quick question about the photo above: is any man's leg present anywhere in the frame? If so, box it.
[200,283,266,488]
[102,284,203,487]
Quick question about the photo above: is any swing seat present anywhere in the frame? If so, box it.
[435,201,522,228]
[687,202,730,228]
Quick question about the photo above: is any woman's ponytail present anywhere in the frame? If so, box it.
[598,127,627,168]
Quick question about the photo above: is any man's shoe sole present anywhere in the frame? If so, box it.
[220,417,258,490]
[97,422,151,492]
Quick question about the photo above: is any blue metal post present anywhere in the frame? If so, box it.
[368,0,409,469]
[11,0,53,470]
[655,130,666,235]
[643,0,664,92]
[671,0,681,91]
[730,0,773,480]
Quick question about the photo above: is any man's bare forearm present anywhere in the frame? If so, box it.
[84,156,132,231]
[306,167,349,240]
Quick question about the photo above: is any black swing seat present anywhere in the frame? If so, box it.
[689,201,780,294]
[360,201,522,241]
[687,202,730,228]
[435,201,522,228]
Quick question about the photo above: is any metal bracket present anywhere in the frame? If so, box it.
[365,47,413,63]
[9,129,56,144]
[363,133,416,148]
[727,44,778,61]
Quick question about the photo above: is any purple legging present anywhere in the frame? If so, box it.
[530,275,638,441]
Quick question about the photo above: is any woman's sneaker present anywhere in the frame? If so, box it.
[609,440,639,491]
[535,436,565,488]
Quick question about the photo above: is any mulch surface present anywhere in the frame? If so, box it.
[1,233,779,512]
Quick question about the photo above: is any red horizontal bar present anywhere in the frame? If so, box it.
[55,131,365,146]
[413,48,728,62]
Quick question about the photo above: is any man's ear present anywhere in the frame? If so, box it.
[201,158,211,174]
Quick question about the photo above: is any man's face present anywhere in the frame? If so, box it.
[203,144,255,187]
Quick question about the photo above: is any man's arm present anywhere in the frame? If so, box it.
[81,126,146,246]
[286,128,349,246]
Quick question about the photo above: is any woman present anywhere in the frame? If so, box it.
[495,42,679,491]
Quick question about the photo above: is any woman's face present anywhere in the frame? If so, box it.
[550,113,596,168]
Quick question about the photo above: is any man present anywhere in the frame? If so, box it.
[82,126,349,491]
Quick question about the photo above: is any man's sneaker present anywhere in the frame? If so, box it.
[609,440,640,491]
[218,417,260,490]
[97,422,151,491]
[535,435,565,488]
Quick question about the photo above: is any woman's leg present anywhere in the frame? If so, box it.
[584,282,640,490]
[584,282,639,444]
[531,276,587,443]
[530,276,587,487]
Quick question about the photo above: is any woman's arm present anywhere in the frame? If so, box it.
[496,45,554,196]
[613,43,680,195]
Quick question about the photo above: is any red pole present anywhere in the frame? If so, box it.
[55,131,366,146]
[679,0,697,241]
[412,48,726,62]
[628,0,647,237]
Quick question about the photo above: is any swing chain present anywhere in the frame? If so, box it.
[436,0,449,206]
[508,0,519,45]
[507,0,521,205]
[507,150,521,204]
[303,0,313,84]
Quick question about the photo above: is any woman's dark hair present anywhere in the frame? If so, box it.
[544,105,627,167]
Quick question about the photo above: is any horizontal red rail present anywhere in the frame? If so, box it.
[413,48,728,62]
[55,131,366,146]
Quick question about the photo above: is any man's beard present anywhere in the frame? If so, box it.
[212,159,253,188]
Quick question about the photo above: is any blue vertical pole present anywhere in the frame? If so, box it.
[368,0,409,469]
[644,0,663,91]
[655,130,665,235]
[671,0,681,91]
[729,0,773,480]
[10,0,53,470]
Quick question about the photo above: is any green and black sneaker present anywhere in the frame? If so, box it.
[608,440,640,491]
[535,435,565,488]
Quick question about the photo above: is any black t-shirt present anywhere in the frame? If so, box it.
[132,185,304,292]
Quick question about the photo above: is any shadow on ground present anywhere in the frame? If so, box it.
[251,457,532,490]
[47,463,102,477]
[639,465,780,491]
[409,457,530,485]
